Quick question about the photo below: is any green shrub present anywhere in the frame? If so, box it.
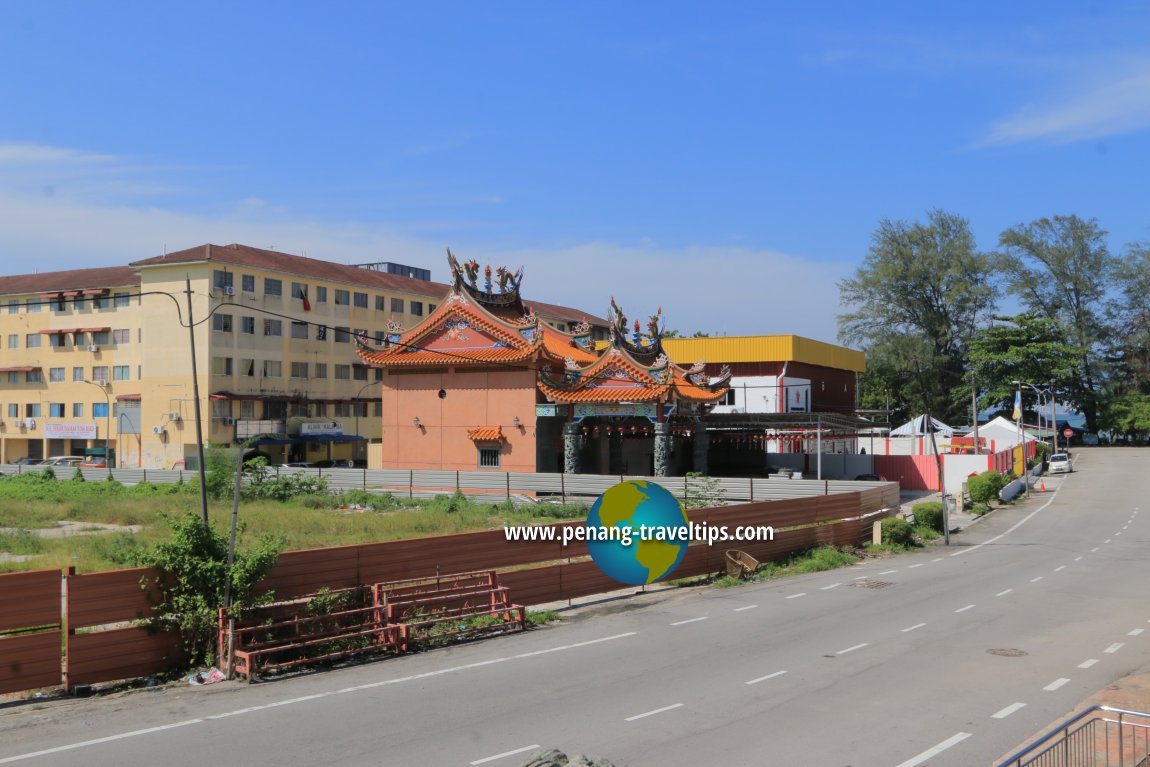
[881,517,916,548]
[912,502,945,534]
[970,502,990,516]
[968,471,1009,505]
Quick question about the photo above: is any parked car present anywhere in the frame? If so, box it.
[312,459,355,468]
[1048,453,1072,474]
[12,457,43,465]
[853,473,885,482]
[40,456,86,468]
[278,462,314,469]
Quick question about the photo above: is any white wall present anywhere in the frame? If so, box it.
[711,375,811,415]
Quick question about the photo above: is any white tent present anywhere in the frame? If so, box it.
[975,416,1041,450]
[889,415,954,438]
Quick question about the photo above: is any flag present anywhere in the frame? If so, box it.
[300,287,311,312]
[1012,389,1022,421]
[316,325,327,341]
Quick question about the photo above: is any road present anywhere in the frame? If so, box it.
[1,447,1147,766]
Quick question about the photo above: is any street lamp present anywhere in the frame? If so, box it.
[82,379,112,476]
[353,380,382,464]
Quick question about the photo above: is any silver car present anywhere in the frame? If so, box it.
[1048,453,1072,474]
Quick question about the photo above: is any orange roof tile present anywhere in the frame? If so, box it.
[538,381,666,404]
[540,326,598,364]
[467,426,505,442]
[359,346,536,367]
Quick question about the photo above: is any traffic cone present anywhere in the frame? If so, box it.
[1039,479,1046,493]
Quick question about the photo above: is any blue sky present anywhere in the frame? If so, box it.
[2,2,1148,344]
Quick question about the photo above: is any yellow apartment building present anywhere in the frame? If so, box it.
[0,244,603,468]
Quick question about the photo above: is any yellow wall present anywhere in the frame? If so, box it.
[659,335,866,372]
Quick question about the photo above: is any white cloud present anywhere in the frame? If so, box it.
[0,142,118,166]
[979,60,1150,146]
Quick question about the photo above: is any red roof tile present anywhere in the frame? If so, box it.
[0,266,139,297]
[467,427,505,442]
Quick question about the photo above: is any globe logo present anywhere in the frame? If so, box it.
[586,480,690,585]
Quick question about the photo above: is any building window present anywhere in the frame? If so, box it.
[291,282,308,300]
[353,292,368,308]
[239,400,255,418]
[334,364,350,380]
[49,403,65,418]
[353,365,368,381]
[113,365,130,381]
[334,326,351,343]
[49,367,65,383]
[375,295,386,311]
[290,321,309,339]
[264,278,283,297]
[213,270,234,290]
[241,316,255,334]
[263,319,282,336]
[113,328,130,344]
[26,298,40,313]
[72,402,84,417]
[263,360,282,378]
[92,366,108,383]
[241,274,255,292]
[721,389,736,406]
[92,402,108,418]
[335,289,350,306]
[7,334,17,349]
[7,403,17,418]
[113,292,131,308]
[6,371,17,384]
[72,366,84,382]
[211,357,231,376]
[410,301,424,317]
[374,368,383,382]
[373,401,382,417]
[26,370,42,383]
[91,294,106,310]
[315,286,327,303]
[7,299,18,314]
[25,333,41,348]
[478,447,501,468]
[390,298,404,314]
[313,363,327,379]
[239,358,255,377]
[212,313,233,332]
[428,304,436,313]
[290,361,308,379]
[53,295,67,312]
[263,400,287,419]
[48,333,66,348]
[26,403,42,418]
[92,331,110,345]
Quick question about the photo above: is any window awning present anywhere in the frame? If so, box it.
[246,436,298,446]
[0,366,41,372]
[115,393,142,401]
[38,328,81,334]
[302,434,366,443]
[467,426,505,442]
[76,326,111,333]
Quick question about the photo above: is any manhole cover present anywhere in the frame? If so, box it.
[987,648,1028,657]
[850,579,892,589]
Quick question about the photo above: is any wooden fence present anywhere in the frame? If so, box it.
[0,483,897,696]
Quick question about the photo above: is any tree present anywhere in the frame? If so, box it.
[838,209,999,423]
[997,215,1119,431]
[966,313,1078,421]
[1105,242,1150,395]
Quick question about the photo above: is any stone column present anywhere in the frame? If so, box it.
[563,421,580,474]
[692,422,709,475]
[654,420,671,477]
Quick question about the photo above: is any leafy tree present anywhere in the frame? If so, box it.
[1105,242,1150,395]
[1101,394,1150,441]
[838,209,998,423]
[997,215,1118,431]
[966,313,1078,420]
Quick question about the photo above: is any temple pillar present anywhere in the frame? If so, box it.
[654,420,671,477]
[563,421,580,474]
[608,429,624,474]
[692,421,709,475]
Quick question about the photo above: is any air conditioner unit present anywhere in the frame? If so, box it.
[87,345,99,353]
[152,425,166,435]
[24,418,36,430]
[167,412,181,422]
[222,417,235,426]
[223,286,236,296]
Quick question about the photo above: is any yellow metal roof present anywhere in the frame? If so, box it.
[659,335,866,372]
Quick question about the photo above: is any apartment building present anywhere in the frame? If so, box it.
[0,244,603,468]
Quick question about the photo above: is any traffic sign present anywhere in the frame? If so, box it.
[1062,427,1074,439]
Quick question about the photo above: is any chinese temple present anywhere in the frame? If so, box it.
[357,252,730,475]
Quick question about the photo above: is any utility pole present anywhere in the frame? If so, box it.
[925,408,949,545]
[185,275,210,526]
[971,370,980,455]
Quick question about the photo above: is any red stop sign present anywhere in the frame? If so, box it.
[1062,428,1074,438]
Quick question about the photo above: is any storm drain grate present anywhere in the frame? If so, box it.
[987,648,1028,657]
[850,579,893,589]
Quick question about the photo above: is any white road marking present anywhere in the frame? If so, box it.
[670,617,708,626]
[1105,539,1112,544]
[1044,678,1070,691]
[1079,659,1099,668]
[820,582,842,590]
[1091,547,1100,552]
[1129,629,1145,636]
[836,642,869,655]
[893,732,972,767]
[0,631,639,765]
[785,593,806,599]
[901,623,927,633]
[733,605,758,612]
[1031,576,1044,583]
[1116,532,1123,536]
[1074,556,1084,561]
[950,488,1061,559]
[1105,643,1125,654]
[992,702,1027,719]
[955,604,975,613]
[996,589,1013,597]
[745,670,788,685]
[625,703,683,722]
[1054,565,1066,572]
[880,569,898,575]
[908,563,923,569]
[1124,525,1129,530]
[854,575,870,580]
[471,745,542,765]
[932,558,943,562]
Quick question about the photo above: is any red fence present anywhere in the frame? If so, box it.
[0,483,898,695]
[873,454,940,491]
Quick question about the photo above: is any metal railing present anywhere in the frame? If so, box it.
[997,706,1150,767]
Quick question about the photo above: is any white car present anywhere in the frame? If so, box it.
[1048,453,1072,474]
[40,456,86,468]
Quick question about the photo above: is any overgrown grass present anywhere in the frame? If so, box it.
[684,545,862,589]
[0,474,592,574]
[526,610,561,627]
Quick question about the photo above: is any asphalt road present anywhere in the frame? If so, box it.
[1,447,1147,767]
